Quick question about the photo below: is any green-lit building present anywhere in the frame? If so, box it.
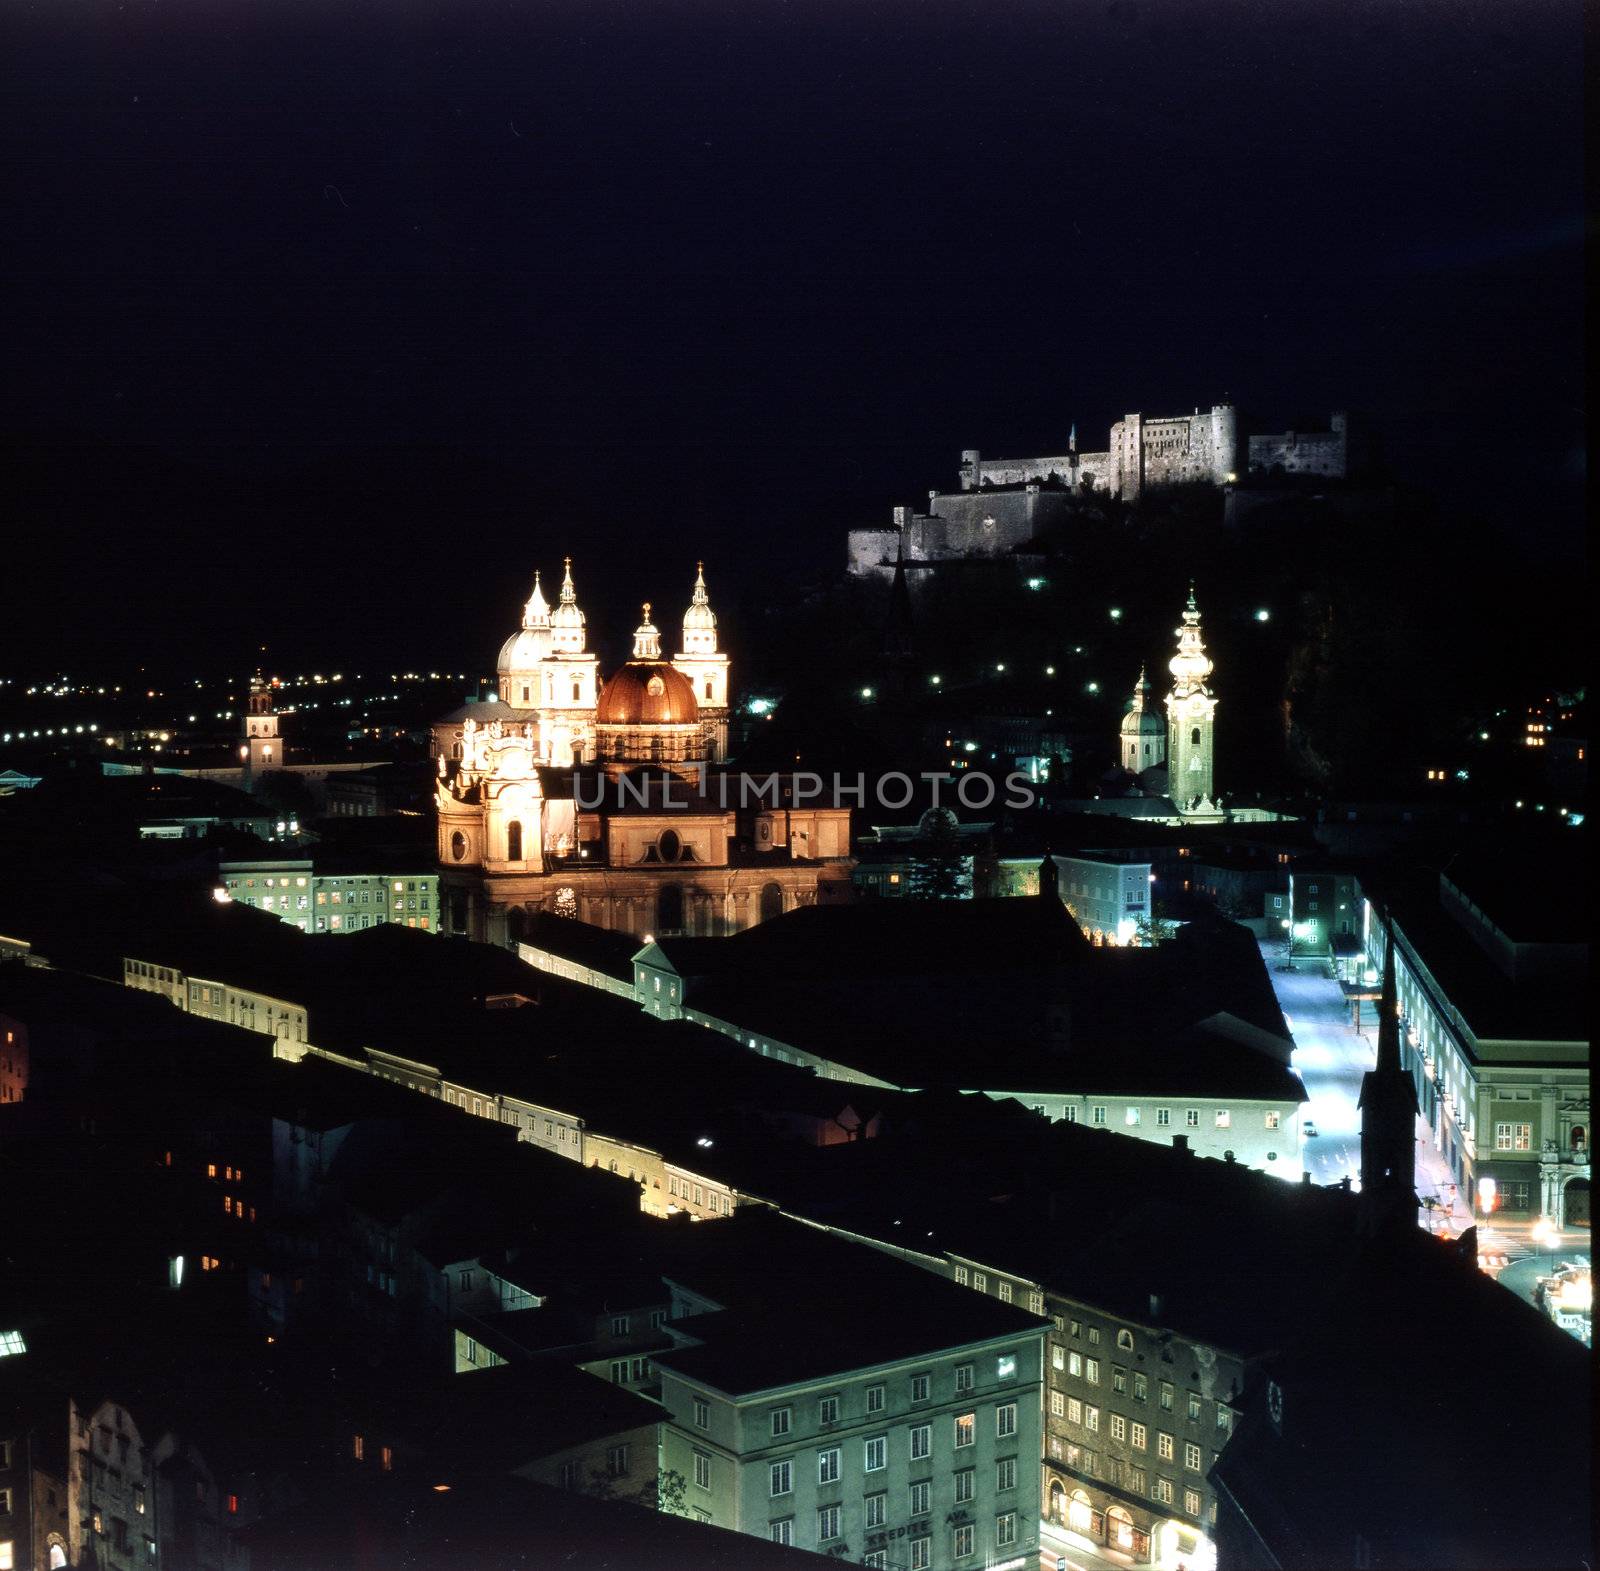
[218,856,440,934]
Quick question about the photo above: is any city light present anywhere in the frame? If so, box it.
[1255,608,1271,622]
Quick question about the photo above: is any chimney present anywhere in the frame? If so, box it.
[1302,1170,1312,1185]
[1173,1135,1190,1154]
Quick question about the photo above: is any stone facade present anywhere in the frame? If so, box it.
[1246,411,1348,479]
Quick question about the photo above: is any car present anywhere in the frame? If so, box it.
[1303,1121,1318,1139]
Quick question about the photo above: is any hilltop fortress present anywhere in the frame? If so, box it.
[849,404,1348,578]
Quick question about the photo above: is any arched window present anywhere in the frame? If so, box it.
[506,820,523,861]
[50,1543,69,1569]
[572,679,581,702]
[1048,1481,1066,1524]
[705,679,714,700]
[1069,1490,1093,1533]
[1572,1125,1587,1151]
[1191,727,1201,747]
[759,882,784,924]
[1107,1505,1134,1550]
[452,741,462,760]
[657,883,684,933]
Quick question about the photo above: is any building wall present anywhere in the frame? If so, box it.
[1056,856,1153,945]
[67,1400,157,1571]
[220,864,440,934]
[1246,412,1347,478]
[979,1093,1301,1178]
[660,1333,1043,1566]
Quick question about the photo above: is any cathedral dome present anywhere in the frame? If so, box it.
[498,628,548,676]
[597,662,699,726]
[1121,706,1165,738]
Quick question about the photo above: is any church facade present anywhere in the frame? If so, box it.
[432,562,853,946]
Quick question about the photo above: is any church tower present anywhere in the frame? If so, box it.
[537,559,601,765]
[242,673,281,787]
[1358,924,1420,1233]
[497,571,551,709]
[1119,665,1166,775]
[672,563,731,761]
[1164,585,1218,812]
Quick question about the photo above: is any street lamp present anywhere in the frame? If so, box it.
[1532,1217,1561,1279]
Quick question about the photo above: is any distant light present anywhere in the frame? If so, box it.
[930,675,942,685]
[1026,577,1047,590]
[1086,682,1100,694]
[1254,608,1271,623]
[0,1328,27,1357]
[696,1136,714,1148]
[1479,731,1490,741]
[963,742,978,753]
[213,888,232,903]
[1045,665,1056,676]
[1109,607,1122,621]
[432,1483,452,1493]
[860,687,874,700]
[995,663,1006,673]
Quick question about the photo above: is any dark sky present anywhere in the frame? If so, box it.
[2,0,1584,675]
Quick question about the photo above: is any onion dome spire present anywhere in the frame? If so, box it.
[1168,583,1214,695]
[549,556,588,649]
[633,602,662,660]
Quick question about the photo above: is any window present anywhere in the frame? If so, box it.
[1111,1414,1127,1442]
[1088,1327,1101,1346]
[818,1448,840,1485]
[1216,1406,1232,1435]
[769,1519,793,1545]
[864,1554,887,1571]
[996,1511,1018,1547]
[1160,1382,1174,1411]
[867,1384,885,1414]
[953,1412,976,1448]
[1069,1351,1083,1377]
[1185,1487,1203,1518]
[1186,1110,1199,1128]
[605,1444,630,1478]
[1086,1358,1100,1385]
[1156,1108,1171,1127]
[1155,1476,1174,1504]
[1070,1319,1081,1339]
[1125,1106,1141,1126]
[974,1272,988,1293]
[1092,1105,1106,1125]
[1134,1372,1148,1402]
[1495,1122,1533,1151]
[997,1281,1013,1303]
[1029,1290,1045,1314]
[910,1537,932,1570]
[1265,1110,1281,1130]
[1158,1432,1175,1460]
[865,1491,886,1528]
[954,1468,974,1503]
[1185,1442,1203,1471]
[864,1435,886,1471]
[1112,1365,1127,1394]
[769,1460,792,1497]
[996,1455,1016,1491]
[693,1398,710,1430]
[954,1264,969,1285]
[770,1407,791,1438]
[1085,1405,1100,1433]
[352,1434,365,1462]
[817,1505,840,1541]
[1067,1398,1082,1424]
[1188,1392,1202,1422]
[819,1395,840,1425]
[911,1373,930,1403]
[909,1424,931,1460]
[1215,1109,1231,1129]
[1050,1392,1065,1418]
[996,1353,1016,1379]
[1132,1422,1148,1450]
[953,1523,975,1557]
[909,1480,931,1516]
[610,1314,630,1336]
[956,1362,975,1393]
[1052,1346,1065,1371]
[693,1451,711,1490]
[996,1402,1018,1437]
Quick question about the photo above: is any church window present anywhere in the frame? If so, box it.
[1190,728,1200,747]
[705,680,714,699]
[521,686,531,704]
[506,821,523,861]
[572,680,581,701]
[658,829,682,862]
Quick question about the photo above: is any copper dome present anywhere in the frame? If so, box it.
[596,661,700,726]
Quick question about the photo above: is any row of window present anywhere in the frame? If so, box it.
[754,1365,1019,1440]
[763,1407,1019,1492]
[1052,1395,1207,1468]
[770,1516,1019,1565]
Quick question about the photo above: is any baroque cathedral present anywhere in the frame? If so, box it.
[431,562,853,945]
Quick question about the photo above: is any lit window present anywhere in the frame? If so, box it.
[954,1414,975,1448]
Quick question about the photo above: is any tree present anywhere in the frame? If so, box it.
[906,808,967,900]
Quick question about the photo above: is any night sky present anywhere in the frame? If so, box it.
[3,0,1584,677]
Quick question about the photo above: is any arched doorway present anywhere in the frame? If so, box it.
[1048,1480,1066,1525]
[1107,1505,1136,1553]
[1564,1176,1590,1228]
[759,881,784,924]
[657,883,684,934]
[1068,1489,1093,1534]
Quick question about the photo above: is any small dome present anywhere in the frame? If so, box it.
[596,662,699,726]
[683,562,717,635]
[1121,706,1166,738]
[551,557,586,631]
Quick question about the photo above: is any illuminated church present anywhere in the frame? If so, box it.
[432,561,852,945]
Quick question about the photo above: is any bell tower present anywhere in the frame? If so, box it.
[1164,585,1218,812]
[672,563,731,761]
[242,673,281,787]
